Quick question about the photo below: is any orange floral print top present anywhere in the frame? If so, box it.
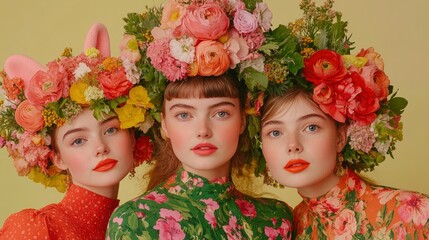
[293,169,429,239]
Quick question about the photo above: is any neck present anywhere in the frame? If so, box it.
[74,183,120,199]
[182,163,230,182]
[298,173,341,198]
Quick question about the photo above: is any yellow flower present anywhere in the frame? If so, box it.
[343,55,368,69]
[84,47,100,58]
[127,86,154,109]
[115,103,146,129]
[70,81,90,105]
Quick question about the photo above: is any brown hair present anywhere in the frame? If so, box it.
[145,72,252,191]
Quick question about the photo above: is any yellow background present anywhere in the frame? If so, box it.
[1,0,428,225]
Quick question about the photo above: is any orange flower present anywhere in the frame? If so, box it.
[195,40,230,76]
[15,100,44,133]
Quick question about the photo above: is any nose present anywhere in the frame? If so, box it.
[95,138,110,157]
[287,134,303,154]
[197,117,212,138]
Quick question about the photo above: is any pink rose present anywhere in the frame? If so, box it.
[333,209,357,240]
[97,67,134,99]
[144,192,168,204]
[304,49,348,85]
[357,47,384,71]
[14,100,44,133]
[234,9,258,34]
[25,61,66,106]
[182,3,229,40]
[196,40,230,76]
[359,65,390,101]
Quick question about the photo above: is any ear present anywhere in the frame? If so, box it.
[4,55,44,87]
[161,113,169,138]
[83,23,111,57]
[51,152,68,171]
[336,124,348,153]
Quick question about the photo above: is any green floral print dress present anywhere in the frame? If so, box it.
[107,167,293,240]
[293,169,429,239]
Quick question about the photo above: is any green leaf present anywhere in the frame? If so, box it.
[288,52,304,75]
[241,67,268,91]
[388,97,408,115]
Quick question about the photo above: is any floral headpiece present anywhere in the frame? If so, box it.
[256,0,408,182]
[119,0,274,172]
[0,23,154,192]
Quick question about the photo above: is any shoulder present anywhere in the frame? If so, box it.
[0,207,55,239]
[235,192,294,217]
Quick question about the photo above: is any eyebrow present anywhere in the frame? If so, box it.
[62,116,118,141]
[168,101,236,111]
[262,113,327,127]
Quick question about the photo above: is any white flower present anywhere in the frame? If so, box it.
[169,37,195,64]
[239,55,265,73]
[254,2,273,32]
[73,63,91,79]
[123,58,141,84]
[84,86,104,102]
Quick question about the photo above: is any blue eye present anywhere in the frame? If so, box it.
[105,127,117,135]
[176,112,189,120]
[72,138,85,146]
[268,130,282,138]
[216,111,229,118]
[307,124,318,132]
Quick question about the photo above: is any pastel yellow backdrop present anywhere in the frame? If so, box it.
[1,0,428,226]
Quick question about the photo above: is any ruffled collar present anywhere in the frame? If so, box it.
[164,167,235,202]
[58,184,120,234]
[299,169,368,220]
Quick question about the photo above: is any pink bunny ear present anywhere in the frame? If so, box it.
[4,55,44,83]
[83,23,111,57]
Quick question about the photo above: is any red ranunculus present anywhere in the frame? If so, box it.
[304,49,348,85]
[97,67,133,99]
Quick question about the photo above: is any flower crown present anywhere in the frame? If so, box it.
[0,24,154,192]
[119,0,274,171]
[254,0,408,182]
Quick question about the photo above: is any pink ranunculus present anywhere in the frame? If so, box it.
[304,49,348,85]
[235,199,257,218]
[234,8,258,34]
[196,40,230,76]
[120,34,141,63]
[97,67,134,99]
[397,192,429,228]
[333,209,357,240]
[182,3,229,40]
[25,61,66,106]
[357,47,384,71]
[14,99,44,133]
[224,30,249,69]
[312,83,348,123]
[359,65,390,101]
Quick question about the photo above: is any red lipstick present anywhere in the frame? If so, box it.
[93,158,118,172]
[191,143,218,156]
[284,159,310,173]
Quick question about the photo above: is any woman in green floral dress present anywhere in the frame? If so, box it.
[107,73,293,240]
[106,0,294,239]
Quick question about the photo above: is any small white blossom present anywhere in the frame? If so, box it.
[169,37,195,64]
[84,86,104,102]
[123,58,141,84]
[73,63,91,80]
